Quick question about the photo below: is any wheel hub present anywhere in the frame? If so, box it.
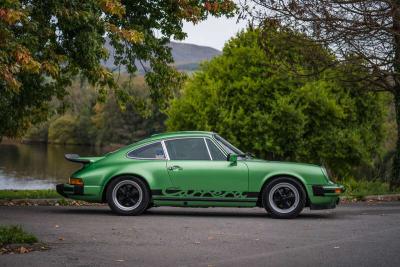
[112,180,143,211]
[268,182,300,214]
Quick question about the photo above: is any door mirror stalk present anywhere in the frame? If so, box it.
[227,153,238,164]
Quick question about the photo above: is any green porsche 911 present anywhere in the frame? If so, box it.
[56,131,344,218]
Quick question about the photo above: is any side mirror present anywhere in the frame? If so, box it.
[227,153,238,164]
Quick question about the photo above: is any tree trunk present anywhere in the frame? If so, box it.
[391,3,400,190]
[391,89,400,190]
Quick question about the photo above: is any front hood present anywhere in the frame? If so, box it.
[244,158,327,184]
[245,158,320,168]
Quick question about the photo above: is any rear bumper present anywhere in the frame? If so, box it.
[56,184,84,197]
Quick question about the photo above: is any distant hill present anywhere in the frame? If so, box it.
[102,39,221,73]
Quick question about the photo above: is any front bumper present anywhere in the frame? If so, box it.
[312,184,345,196]
[308,184,345,210]
[56,183,84,197]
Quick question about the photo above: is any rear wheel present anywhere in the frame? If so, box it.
[144,202,153,213]
[106,176,150,215]
[262,177,306,219]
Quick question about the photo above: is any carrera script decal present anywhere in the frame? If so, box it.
[160,189,248,199]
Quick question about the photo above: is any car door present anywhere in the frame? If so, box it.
[163,137,249,199]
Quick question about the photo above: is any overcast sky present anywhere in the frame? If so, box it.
[178,16,248,51]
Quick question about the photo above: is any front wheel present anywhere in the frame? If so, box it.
[106,176,150,215]
[262,177,306,219]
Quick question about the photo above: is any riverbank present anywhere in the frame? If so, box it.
[0,190,59,199]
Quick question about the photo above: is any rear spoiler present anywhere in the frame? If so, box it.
[64,154,91,164]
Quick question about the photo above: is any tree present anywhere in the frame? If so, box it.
[25,75,171,146]
[166,28,387,177]
[0,0,235,138]
[240,0,400,187]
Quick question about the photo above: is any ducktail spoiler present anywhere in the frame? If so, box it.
[65,154,105,164]
[64,154,91,164]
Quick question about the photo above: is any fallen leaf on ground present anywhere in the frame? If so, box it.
[19,247,30,254]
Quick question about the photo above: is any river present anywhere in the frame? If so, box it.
[0,140,112,189]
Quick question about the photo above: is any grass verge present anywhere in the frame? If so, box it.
[338,177,400,200]
[0,225,38,245]
[0,189,59,199]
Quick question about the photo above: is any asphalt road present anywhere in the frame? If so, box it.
[1,202,400,267]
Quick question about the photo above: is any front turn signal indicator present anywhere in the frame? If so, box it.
[334,188,342,194]
[69,178,84,186]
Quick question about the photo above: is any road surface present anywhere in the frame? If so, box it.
[1,202,400,266]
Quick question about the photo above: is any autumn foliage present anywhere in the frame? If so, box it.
[0,0,235,138]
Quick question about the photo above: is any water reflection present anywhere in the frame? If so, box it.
[0,141,111,189]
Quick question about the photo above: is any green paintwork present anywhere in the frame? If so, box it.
[58,131,344,208]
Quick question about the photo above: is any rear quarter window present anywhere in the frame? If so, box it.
[127,142,165,159]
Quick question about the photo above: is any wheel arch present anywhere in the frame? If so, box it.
[256,174,310,207]
[101,173,151,203]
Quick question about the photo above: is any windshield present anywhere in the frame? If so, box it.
[214,134,244,155]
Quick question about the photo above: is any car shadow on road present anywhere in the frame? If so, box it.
[142,209,338,220]
[49,206,337,219]
[50,207,114,216]
[38,202,400,220]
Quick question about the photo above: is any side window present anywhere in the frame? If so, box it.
[206,139,226,160]
[165,138,211,160]
[127,142,165,159]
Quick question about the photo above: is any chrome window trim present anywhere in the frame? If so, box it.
[126,140,167,160]
[203,137,213,160]
[212,134,243,155]
[205,138,228,160]
[161,140,170,160]
[163,136,212,161]
[209,137,228,157]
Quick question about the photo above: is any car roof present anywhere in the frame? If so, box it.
[107,131,217,157]
[150,131,214,139]
[123,131,215,150]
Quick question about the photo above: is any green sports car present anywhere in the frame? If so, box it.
[56,131,344,218]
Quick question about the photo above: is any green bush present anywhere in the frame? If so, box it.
[0,225,38,245]
[166,27,387,177]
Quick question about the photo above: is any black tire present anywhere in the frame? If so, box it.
[146,203,153,210]
[143,202,153,213]
[262,177,306,219]
[106,176,150,215]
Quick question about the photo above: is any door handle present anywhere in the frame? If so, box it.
[168,165,183,171]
